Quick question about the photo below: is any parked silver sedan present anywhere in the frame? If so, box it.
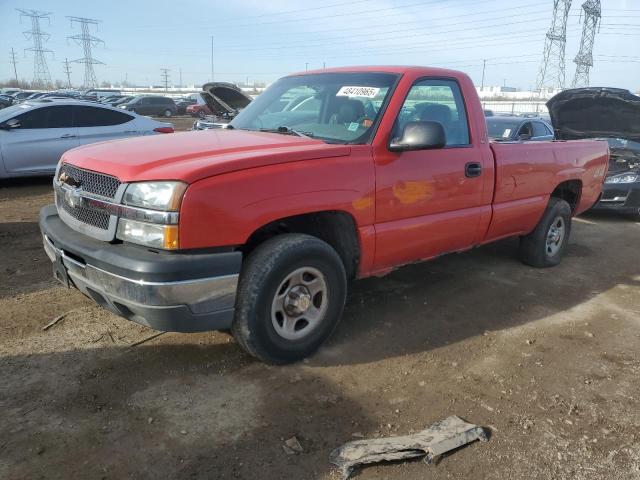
[0,99,174,178]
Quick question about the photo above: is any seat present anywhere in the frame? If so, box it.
[333,99,365,124]
[419,103,452,128]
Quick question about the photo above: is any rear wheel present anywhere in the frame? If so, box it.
[232,234,347,364]
[519,198,572,267]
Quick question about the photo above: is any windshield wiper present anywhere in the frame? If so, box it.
[259,126,314,138]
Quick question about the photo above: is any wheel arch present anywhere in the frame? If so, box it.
[241,210,360,280]
[550,179,583,213]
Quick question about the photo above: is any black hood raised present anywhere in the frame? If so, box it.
[200,82,252,117]
[547,87,640,143]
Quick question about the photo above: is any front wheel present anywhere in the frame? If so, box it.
[519,198,572,268]
[163,109,172,117]
[232,234,347,364]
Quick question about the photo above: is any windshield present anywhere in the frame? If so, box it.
[486,119,521,140]
[231,72,398,144]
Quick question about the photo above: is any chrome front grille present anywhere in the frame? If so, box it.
[58,194,111,230]
[56,164,124,239]
[59,163,121,199]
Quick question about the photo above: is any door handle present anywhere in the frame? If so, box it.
[465,162,482,178]
[60,134,77,139]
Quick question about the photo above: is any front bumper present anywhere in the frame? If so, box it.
[39,204,242,332]
[592,181,640,214]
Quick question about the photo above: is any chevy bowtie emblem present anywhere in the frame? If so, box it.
[59,172,82,188]
[64,186,83,209]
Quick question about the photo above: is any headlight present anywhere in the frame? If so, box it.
[117,181,187,250]
[605,173,639,184]
[117,219,179,250]
[123,181,187,210]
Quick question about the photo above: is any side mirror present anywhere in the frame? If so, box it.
[0,118,20,130]
[389,121,446,152]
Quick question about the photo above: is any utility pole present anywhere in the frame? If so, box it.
[16,9,53,88]
[305,62,309,71]
[481,59,487,90]
[571,0,601,87]
[211,36,214,82]
[323,62,326,69]
[63,58,72,88]
[10,48,19,83]
[536,0,572,92]
[67,16,104,88]
[160,68,170,91]
[179,68,182,88]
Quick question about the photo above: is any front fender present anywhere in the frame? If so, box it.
[179,152,375,250]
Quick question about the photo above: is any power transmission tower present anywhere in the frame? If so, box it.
[67,16,104,88]
[536,0,572,92]
[16,9,53,88]
[63,58,72,88]
[160,68,170,91]
[571,0,601,88]
[10,48,19,83]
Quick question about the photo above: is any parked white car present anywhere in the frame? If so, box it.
[0,99,174,178]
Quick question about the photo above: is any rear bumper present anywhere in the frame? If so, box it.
[591,182,640,214]
[39,204,242,332]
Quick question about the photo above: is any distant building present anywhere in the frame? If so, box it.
[476,85,562,100]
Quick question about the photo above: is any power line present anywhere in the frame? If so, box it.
[10,48,19,83]
[67,16,104,88]
[63,58,72,88]
[572,0,601,87]
[537,0,573,91]
[220,7,551,53]
[220,1,546,49]
[16,9,53,88]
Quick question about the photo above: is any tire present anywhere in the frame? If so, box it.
[163,109,172,117]
[198,110,206,119]
[519,197,572,268]
[232,234,347,364]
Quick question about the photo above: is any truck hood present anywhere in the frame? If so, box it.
[547,87,640,143]
[61,129,351,184]
[200,82,253,117]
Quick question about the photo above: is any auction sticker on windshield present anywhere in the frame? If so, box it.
[337,86,380,98]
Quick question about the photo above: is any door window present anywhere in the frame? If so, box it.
[532,121,549,138]
[74,106,133,127]
[517,123,533,138]
[395,79,470,146]
[15,106,73,129]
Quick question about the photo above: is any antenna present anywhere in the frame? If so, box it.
[571,0,601,88]
[16,9,53,88]
[536,0,572,92]
[67,16,104,88]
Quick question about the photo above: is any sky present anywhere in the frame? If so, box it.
[0,0,638,91]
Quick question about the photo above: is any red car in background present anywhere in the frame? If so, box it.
[186,102,211,118]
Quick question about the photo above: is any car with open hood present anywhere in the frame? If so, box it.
[191,82,252,128]
[547,87,640,217]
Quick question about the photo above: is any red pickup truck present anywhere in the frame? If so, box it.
[40,66,609,363]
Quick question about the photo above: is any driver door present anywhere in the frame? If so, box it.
[373,78,490,271]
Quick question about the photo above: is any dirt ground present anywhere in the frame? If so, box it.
[1,176,640,480]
